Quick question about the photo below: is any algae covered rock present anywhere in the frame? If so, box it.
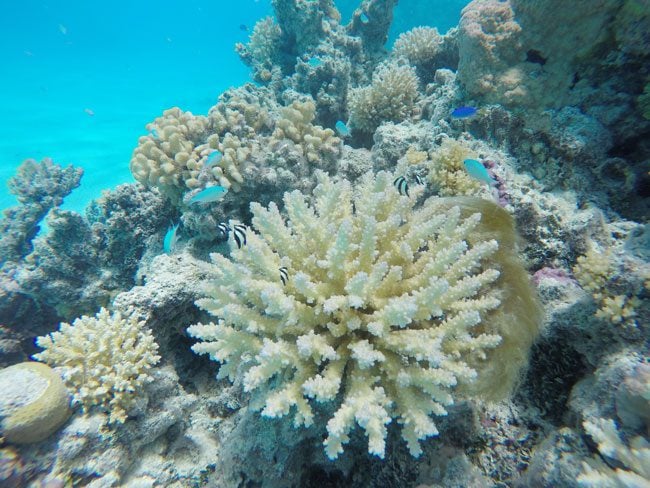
[0,361,71,444]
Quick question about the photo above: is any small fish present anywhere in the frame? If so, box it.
[84,108,95,116]
[189,185,228,204]
[24,50,33,57]
[463,159,497,186]
[163,223,180,254]
[150,128,160,139]
[239,24,248,32]
[307,57,322,68]
[58,24,67,35]
[335,120,350,137]
[451,106,478,119]
[360,12,369,24]
[393,176,409,197]
[233,224,247,249]
[218,223,230,237]
[206,150,223,166]
[279,267,289,286]
[414,174,424,185]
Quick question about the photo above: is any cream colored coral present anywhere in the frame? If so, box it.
[349,63,419,133]
[427,137,482,197]
[130,108,209,201]
[393,27,443,66]
[188,171,525,459]
[573,246,642,327]
[235,17,282,83]
[578,418,650,487]
[271,100,341,163]
[34,308,160,424]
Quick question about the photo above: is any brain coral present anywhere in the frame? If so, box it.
[34,308,160,424]
[349,63,419,133]
[188,171,539,459]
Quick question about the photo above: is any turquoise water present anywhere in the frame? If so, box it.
[0,0,466,213]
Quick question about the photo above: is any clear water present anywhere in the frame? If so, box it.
[0,0,466,213]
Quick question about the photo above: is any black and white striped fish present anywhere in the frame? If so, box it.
[233,224,247,249]
[279,267,289,286]
[414,174,424,186]
[217,223,231,237]
[393,176,409,196]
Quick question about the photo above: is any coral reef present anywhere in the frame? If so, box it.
[349,63,419,134]
[34,308,161,424]
[189,171,539,459]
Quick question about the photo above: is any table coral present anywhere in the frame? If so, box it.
[189,170,539,459]
[33,308,161,424]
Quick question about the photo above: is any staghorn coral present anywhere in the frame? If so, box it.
[578,418,650,487]
[188,170,539,460]
[34,308,161,424]
[392,27,443,69]
[349,62,419,134]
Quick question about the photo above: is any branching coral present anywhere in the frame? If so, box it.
[235,17,283,83]
[427,137,482,197]
[34,308,160,424]
[188,170,539,459]
[349,63,419,133]
[271,100,341,164]
[578,418,650,486]
[392,27,443,70]
[573,245,645,327]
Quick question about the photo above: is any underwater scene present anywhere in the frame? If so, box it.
[0,0,649,486]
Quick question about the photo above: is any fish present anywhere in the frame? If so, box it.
[414,174,424,185]
[463,159,497,186]
[84,108,95,116]
[218,223,230,237]
[163,223,180,254]
[451,106,478,119]
[150,128,160,139]
[239,24,248,32]
[335,120,350,137]
[189,185,228,204]
[206,150,223,166]
[233,224,247,249]
[307,57,322,68]
[280,267,289,286]
[393,176,409,196]
[360,12,369,24]
[58,24,67,35]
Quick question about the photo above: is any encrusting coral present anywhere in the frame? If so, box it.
[33,308,161,424]
[188,170,540,459]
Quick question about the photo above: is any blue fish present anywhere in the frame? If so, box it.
[335,120,350,137]
[206,150,223,166]
[463,159,496,186]
[360,12,369,24]
[451,106,478,119]
[150,128,160,139]
[307,57,322,68]
[189,185,228,204]
[163,223,180,254]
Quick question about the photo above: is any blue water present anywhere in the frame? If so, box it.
[0,0,466,213]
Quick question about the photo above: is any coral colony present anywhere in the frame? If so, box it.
[0,0,648,486]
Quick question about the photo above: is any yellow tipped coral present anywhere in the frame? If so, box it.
[188,171,539,459]
[427,137,482,197]
[34,308,160,424]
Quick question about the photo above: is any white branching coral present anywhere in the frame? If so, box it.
[33,308,160,424]
[578,418,650,487]
[393,27,444,66]
[189,171,539,459]
[349,63,419,133]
